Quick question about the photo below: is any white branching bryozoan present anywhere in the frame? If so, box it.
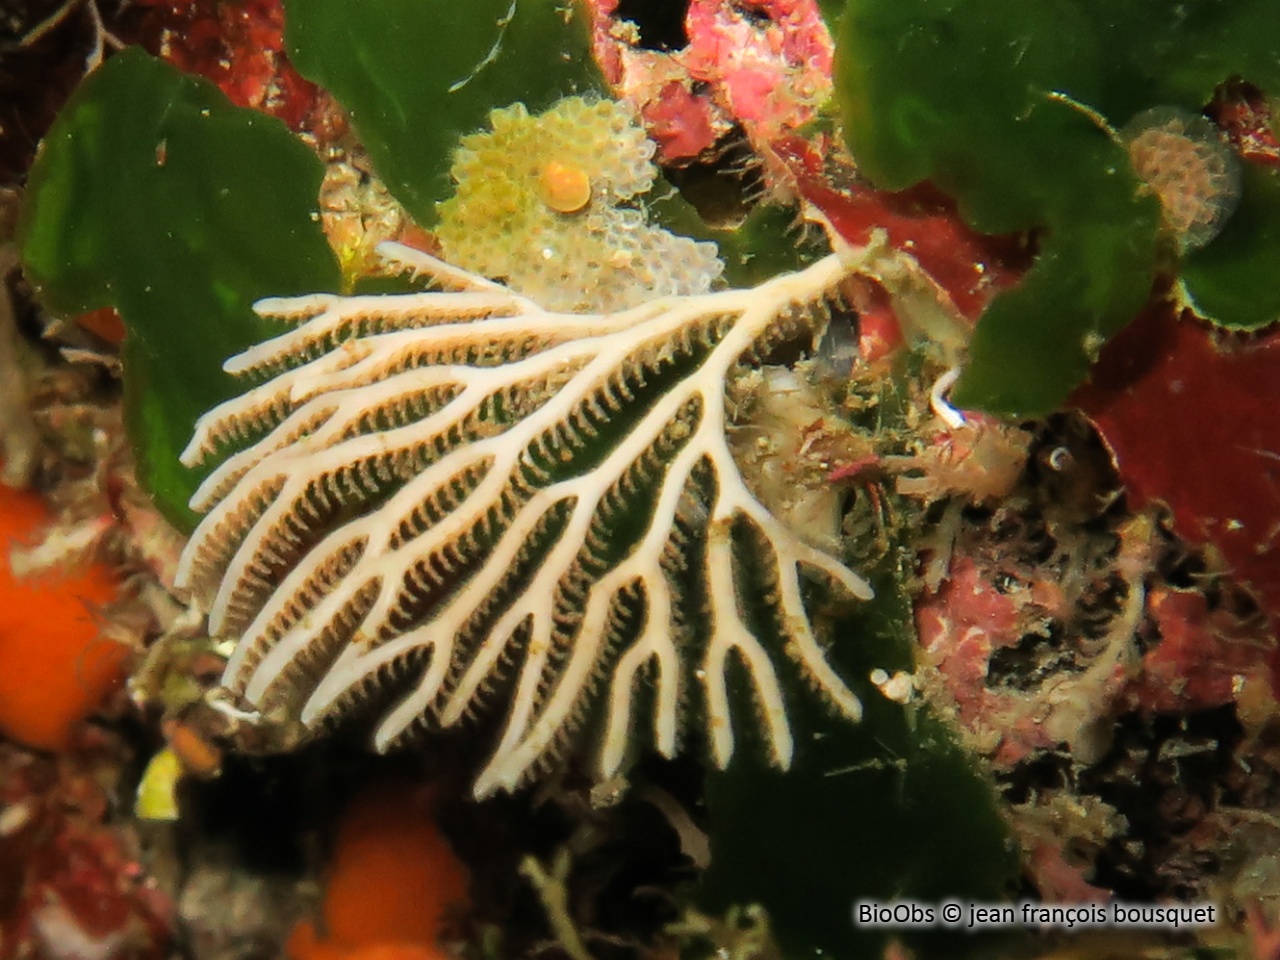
[176,241,874,797]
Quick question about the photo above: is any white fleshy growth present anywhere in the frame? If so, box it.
[177,241,873,797]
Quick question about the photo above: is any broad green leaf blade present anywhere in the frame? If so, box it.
[814,0,848,31]
[1180,165,1280,331]
[285,0,604,226]
[953,155,1161,413]
[833,0,1279,414]
[835,0,1104,226]
[1091,0,1280,122]
[19,48,340,529]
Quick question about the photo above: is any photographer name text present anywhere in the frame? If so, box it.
[855,900,1217,930]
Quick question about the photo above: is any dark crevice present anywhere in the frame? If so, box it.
[614,0,691,51]
[662,131,765,223]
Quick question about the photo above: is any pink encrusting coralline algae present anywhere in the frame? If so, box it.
[588,0,834,176]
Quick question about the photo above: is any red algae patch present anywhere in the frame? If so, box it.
[0,484,125,752]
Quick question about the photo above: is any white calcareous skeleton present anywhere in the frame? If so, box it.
[176,240,879,797]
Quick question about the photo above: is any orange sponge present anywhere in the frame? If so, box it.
[288,780,470,960]
[286,926,444,960]
[0,484,125,751]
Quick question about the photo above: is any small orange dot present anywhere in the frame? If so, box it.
[539,160,591,213]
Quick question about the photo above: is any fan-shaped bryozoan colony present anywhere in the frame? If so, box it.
[176,242,873,797]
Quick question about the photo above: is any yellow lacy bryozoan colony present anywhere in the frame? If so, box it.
[437,98,723,312]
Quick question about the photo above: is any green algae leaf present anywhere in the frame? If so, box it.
[814,0,849,31]
[1086,0,1280,122]
[836,0,1104,226]
[19,48,340,530]
[700,540,1019,959]
[1180,164,1280,331]
[956,142,1161,413]
[832,0,1280,413]
[835,0,1161,416]
[285,0,604,227]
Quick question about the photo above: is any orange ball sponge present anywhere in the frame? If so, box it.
[0,484,125,751]
[286,926,443,960]
[288,780,470,960]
